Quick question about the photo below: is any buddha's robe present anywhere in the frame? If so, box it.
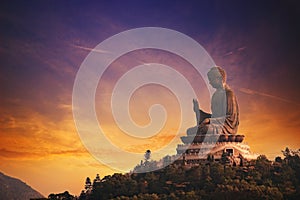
[198,85,239,135]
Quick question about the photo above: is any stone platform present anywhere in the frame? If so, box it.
[181,134,245,143]
[176,134,258,165]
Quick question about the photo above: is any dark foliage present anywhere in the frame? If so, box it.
[41,148,299,200]
[76,148,300,200]
[48,191,75,200]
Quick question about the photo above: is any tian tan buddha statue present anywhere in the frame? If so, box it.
[188,66,239,136]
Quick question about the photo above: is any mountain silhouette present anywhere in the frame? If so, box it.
[0,171,44,200]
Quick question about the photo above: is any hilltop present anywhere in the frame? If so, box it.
[76,147,300,200]
[0,171,44,200]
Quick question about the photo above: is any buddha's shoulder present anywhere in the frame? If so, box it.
[225,87,236,97]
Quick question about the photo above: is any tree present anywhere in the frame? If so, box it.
[48,191,75,200]
[79,190,87,200]
[255,155,271,179]
[282,147,291,158]
[85,177,92,192]
[144,150,151,162]
[93,174,101,186]
[275,156,282,163]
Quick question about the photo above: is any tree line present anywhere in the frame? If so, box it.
[40,147,300,200]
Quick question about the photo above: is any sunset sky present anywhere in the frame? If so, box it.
[1,0,300,197]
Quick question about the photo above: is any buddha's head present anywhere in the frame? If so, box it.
[207,66,226,89]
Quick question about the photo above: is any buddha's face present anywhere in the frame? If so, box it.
[208,75,223,89]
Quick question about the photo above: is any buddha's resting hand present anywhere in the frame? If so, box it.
[199,118,210,129]
[202,118,210,124]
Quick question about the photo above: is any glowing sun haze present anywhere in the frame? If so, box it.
[1,0,299,197]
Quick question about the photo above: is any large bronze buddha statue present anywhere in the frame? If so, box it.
[190,66,239,136]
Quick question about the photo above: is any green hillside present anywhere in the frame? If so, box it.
[75,148,300,200]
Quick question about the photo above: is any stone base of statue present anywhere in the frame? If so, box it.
[175,131,258,166]
[181,133,245,143]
